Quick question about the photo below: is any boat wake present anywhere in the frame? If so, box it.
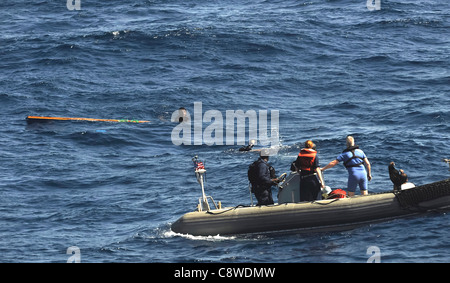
[163,229,237,242]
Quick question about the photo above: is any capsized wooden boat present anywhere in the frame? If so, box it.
[26,115,150,123]
[171,175,450,236]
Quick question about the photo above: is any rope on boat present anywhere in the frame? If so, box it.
[205,204,250,215]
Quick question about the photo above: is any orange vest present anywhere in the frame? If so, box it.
[298,149,317,173]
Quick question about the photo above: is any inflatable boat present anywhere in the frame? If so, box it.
[171,157,450,236]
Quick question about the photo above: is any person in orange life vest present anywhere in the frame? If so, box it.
[321,136,372,197]
[294,140,325,201]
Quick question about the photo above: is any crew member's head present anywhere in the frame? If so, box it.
[260,148,271,160]
[304,140,316,150]
[399,169,408,184]
[346,136,355,148]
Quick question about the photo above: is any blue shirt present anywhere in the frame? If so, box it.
[337,149,367,173]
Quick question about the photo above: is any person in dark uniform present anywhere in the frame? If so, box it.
[248,149,279,205]
[295,140,325,201]
[389,162,415,191]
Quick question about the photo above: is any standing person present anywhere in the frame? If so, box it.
[295,140,325,201]
[248,149,279,205]
[321,136,372,196]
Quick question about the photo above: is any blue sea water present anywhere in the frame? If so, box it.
[0,0,449,263]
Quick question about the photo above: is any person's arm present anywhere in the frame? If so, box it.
[364,158,372,181]
[315,167,325,188]
[294,156,302,175]
[321,159,339,171]
[389,162,403,187]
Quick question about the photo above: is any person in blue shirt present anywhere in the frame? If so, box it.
[321,136,372,196]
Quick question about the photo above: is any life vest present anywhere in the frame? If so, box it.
[297,149,317,173]
[327,189,347,199]
[343,147,365,168]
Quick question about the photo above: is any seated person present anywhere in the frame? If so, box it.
[389,162,415,191]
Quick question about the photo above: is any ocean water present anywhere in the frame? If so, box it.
[0,0,449,263]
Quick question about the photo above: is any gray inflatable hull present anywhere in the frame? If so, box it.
[171,179,450,236]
